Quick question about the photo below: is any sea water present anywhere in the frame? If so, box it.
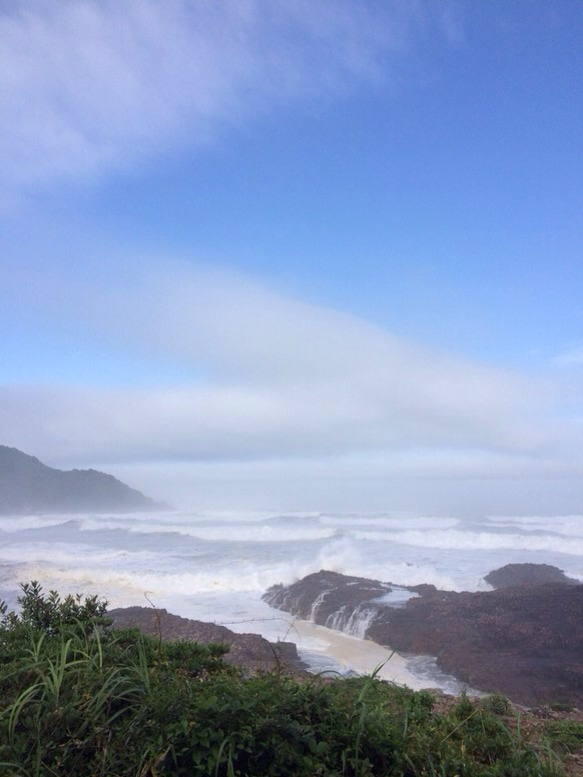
[0,511,581,688]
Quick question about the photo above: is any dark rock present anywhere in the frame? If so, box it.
[264,569,583,707]
[485,563,579,589]
[107,606,305,674]
[0,445,166,514]
[265,571,389,625]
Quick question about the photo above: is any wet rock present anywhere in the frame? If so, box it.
[264,569,583,707]
[484,563,579,589]
[265,571,388,626]
[107,606,305,674]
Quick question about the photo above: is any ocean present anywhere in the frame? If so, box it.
[1,511,581,690]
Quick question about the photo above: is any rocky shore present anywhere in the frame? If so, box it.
[107,606,305,675]
[105,563,582,707]
[263,565,583,707]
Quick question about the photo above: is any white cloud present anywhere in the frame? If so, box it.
[4,255,582,512]
[0,259,555,468]
[0,0,447,200]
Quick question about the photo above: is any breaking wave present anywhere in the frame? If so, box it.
[1,509,581,636]
[349,528,583,556]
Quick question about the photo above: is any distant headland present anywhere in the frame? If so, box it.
[0,445,166,514]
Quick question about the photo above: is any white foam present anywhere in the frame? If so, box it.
[0,542,157,565]
[350,528,583,556]
[290,620,470,692]
[373,588,419,607]
[320,515,460,530]
[325,605,378,639]
[314,537,460,589]
[0,514,73,531]
[76,515,335,542]
[1,509,581,692]
[486,515,583,537]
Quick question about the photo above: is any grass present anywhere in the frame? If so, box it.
[545,720,583,755]
[0,583,574,776]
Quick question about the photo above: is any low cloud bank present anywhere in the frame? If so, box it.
[1,261,551,465]
[4,256,581,515]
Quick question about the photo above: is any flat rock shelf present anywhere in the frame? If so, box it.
[264,567,583,707]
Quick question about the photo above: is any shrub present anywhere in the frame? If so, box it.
[482,692,511,715]
[0,580,108,634]
[0,583,569,776]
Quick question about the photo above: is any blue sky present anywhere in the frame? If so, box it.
[1,0,582,513]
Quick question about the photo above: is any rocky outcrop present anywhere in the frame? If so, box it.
[484,563,579,588]
[107,606,305,675]
[264,570,583,707]
[0,445,165,514]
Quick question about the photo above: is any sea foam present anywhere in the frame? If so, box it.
[1,511,581,671]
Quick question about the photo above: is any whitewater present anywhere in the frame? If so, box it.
[1,511,582,690]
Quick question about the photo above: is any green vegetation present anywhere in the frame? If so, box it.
[544,720,583,755]
[0,583,572,776]
[482,693,511,716]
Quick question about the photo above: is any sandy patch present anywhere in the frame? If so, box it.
[287,619,441,690]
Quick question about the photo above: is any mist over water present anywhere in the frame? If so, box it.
[1,510,581,684]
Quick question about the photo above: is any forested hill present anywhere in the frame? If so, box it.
[0,445,162,514]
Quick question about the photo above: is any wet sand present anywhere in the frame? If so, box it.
[288,619,442,690]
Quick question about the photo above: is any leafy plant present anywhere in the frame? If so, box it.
[1,580,108,634]
[0,583,571,776]
[482,692,511,716]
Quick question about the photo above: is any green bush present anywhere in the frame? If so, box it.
[0,583,568,776]
[482,693,511,716]
[0,580,109,634]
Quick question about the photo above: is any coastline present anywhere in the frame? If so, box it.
[289,619,434,687]
[265,570,583,707]
[287,619,471,693]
